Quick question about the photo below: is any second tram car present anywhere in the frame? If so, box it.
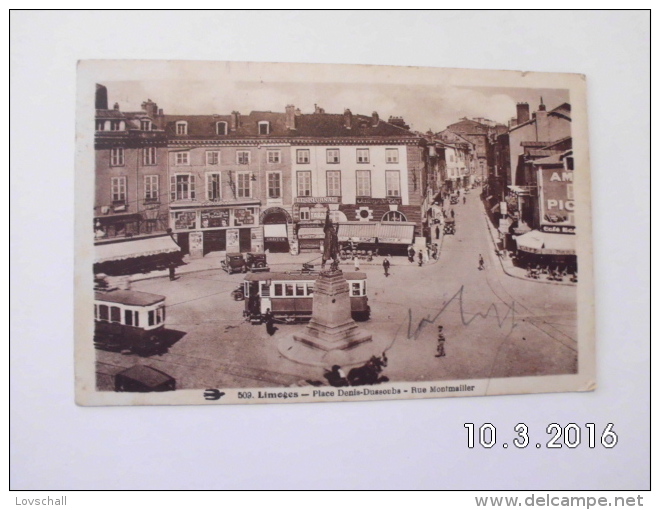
[243,272,370,323]
[94,289,167,355]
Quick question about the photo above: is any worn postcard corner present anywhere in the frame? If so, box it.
[75,60,594,406]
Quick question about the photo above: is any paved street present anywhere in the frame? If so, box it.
[96,191,577,390]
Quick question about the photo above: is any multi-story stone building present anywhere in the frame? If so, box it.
[288,108,426,254]
[93,87,179,275]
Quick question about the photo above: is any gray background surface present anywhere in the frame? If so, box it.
[10,10,650,489]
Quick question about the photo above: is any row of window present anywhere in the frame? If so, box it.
[107,147,401,167]
[109,169,401,203]
[94,304,165,327]
[175,120,271,136]
[96,119,153,132]
[297,170,400,198]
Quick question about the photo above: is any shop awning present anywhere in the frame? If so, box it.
[514,230,576,255]
[264,224,288,239]
[95,213,142,226]
[95,236,181,264]
[337,223,378,242]
[377,222,416,244]
[297,227,325,240]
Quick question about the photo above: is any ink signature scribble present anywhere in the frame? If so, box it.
[407,285,517,340]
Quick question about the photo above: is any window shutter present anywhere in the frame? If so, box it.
[190,175,196,199]
[170,175,176,201]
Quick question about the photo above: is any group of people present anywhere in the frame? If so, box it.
[407,244,439,266]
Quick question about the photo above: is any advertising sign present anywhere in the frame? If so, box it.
[174,211,196,230]
[200,209,229,229]
[233,208,255,226]
[226,228,240,252]
[539,167,575,233]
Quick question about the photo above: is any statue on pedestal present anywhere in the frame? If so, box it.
[321,209,340,272]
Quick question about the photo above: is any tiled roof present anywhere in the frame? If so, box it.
[161,111,289,138]
[96,109,125,119]
[294,113,416,138]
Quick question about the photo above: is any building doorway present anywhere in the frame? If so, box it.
[262,209,291,253]
[239,228,252,253]
[203,230,226,255]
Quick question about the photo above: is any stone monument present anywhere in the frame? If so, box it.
[278,211,384,367]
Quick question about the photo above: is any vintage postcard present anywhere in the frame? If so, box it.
[75,60,594,406]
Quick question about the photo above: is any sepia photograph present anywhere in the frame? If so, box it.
[75,60,594,405]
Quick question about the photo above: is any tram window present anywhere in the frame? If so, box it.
[274,284,283,296]
[261,282,270,297]
[306,283,314,296]
[296,284,305,296]
[363,281,367,296]
[157,307,164,324]
[148,310,155,326]
[99,305,109,321]
[285,284,294,296]
[134,311,139,327]
[94,304,98,319]
[110,306,121,323]
[351,282,361,296]
[161,307,165,322]
[125,310,133,326]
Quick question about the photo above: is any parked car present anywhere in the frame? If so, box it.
[245,252,269,272]
[221,253,247,274]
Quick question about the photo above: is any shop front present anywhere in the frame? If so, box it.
[170,200,261,258]
[94,235,182,276]
[261,207,293,253]
[514,230,577,272]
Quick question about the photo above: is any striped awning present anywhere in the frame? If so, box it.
[95,236,180,264]
[264,224,288,239]
[515,230,576,255]
[337,223,378,242]
[377,222,415,244]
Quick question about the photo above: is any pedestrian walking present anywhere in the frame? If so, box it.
[264,308,276,336]
[418,251,424,267]
[432,244,439,260]
[168,262,176,281]
[435,225,440,239]
[450,209,455,219]
[408,245,416,263]
[382,256,390,277]
[478,254,484,271]
[353,255,360,271]
[463,196,466,205]
[436,326,446,357]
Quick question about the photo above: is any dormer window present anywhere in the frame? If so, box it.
[141,119,151,131]
[216,121,228,135]
[176,121,188,135]
[258,121,270,135]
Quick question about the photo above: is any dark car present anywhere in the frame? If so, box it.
[221,253,247,274]
[245,252,269,272]
[115,365,176,392]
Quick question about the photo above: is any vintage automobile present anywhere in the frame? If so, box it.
[245,252,270,272]
[221,253,247,274]
[115,365,176,392]
[450,196,459,205]
[443,219,456,235]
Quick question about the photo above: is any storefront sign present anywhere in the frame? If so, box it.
[356,197,402,205]
[539,168,574,232]
[265,237,287,242]
[233,208,255,226]
[226,228,240,252]
[174,211,196,230]
[541,225,576,234]
[200,209,229,229]
[294,197,340,204]
[378,237,403,243]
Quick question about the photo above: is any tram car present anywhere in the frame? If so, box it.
[242,272,370,323]
[94,289,167,355]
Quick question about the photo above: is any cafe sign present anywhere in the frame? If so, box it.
[294,196,340,204]
[356,197,402,205]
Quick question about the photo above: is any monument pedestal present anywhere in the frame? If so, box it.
[278,270,384,367]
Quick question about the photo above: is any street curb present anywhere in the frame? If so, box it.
[480,203,575,287]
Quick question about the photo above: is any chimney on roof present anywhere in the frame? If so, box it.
[538,97,546,111]
[141,99,158,118]
[372,111,379,127]
[516,102,530,125]
[95,84,108,110]
[113,102,120,111]
[314,104,322,114]
[230,111,240,131]
[295,108,301,116]
[285,104,296,130]
[344,109,352,129]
